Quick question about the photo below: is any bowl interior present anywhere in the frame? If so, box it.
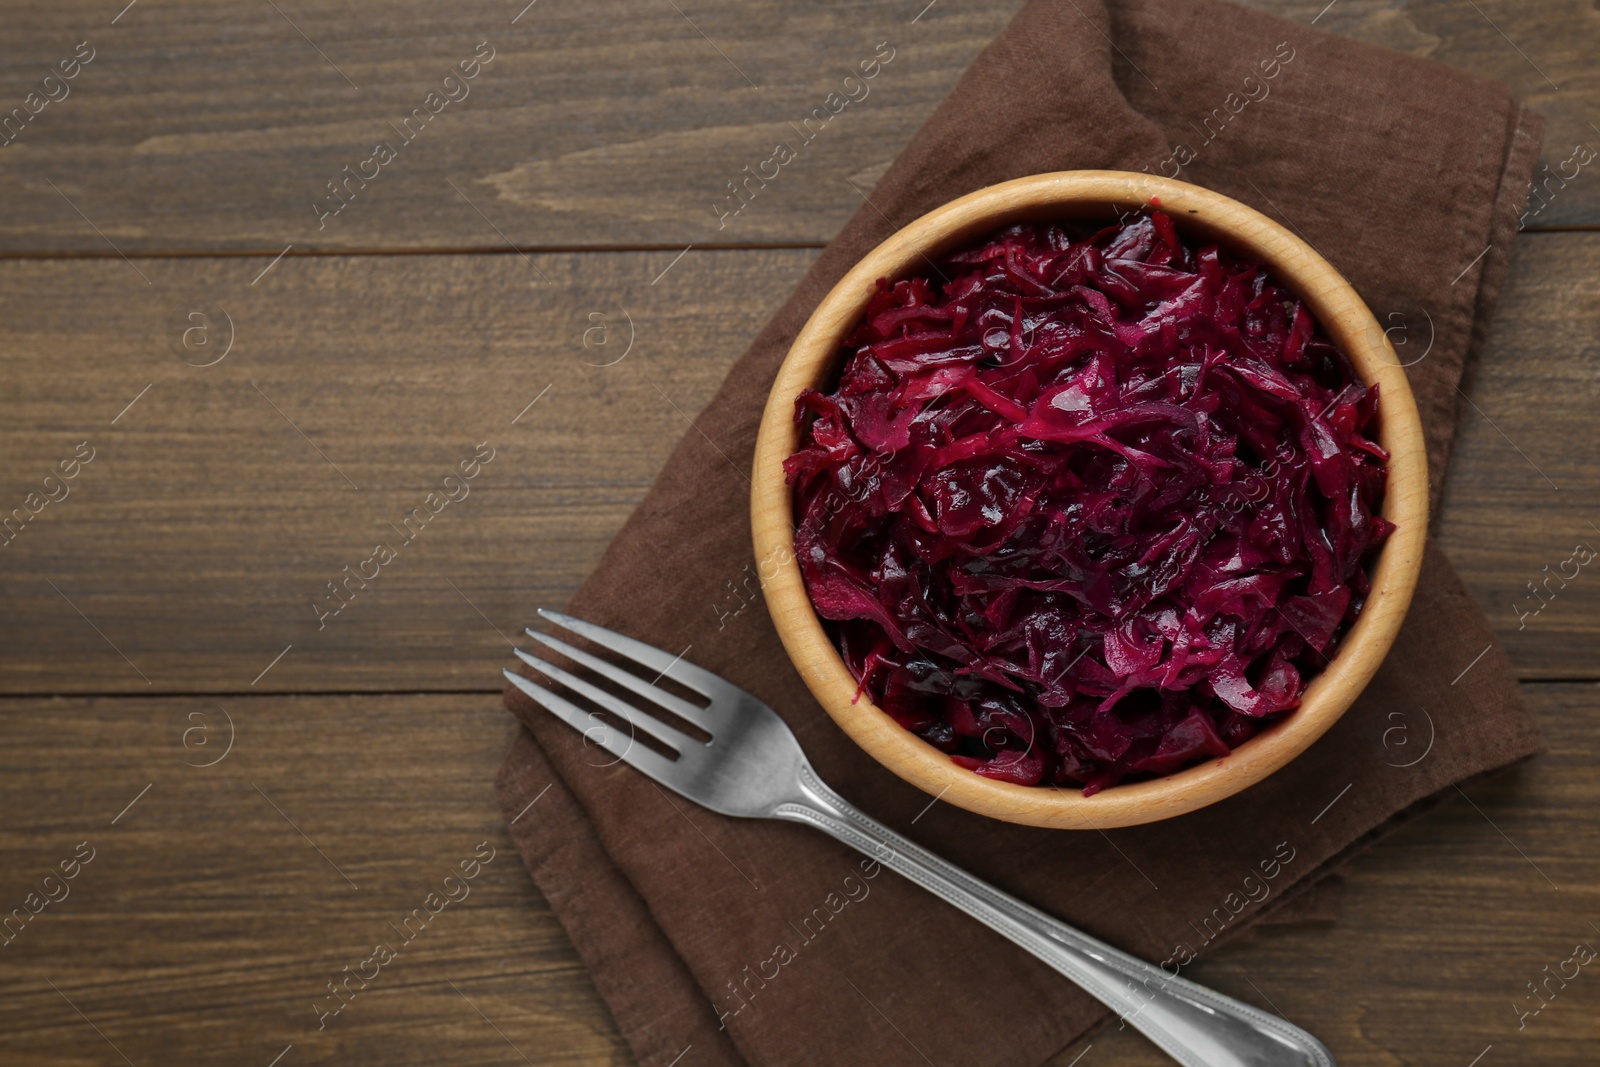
[751,171,1429,829]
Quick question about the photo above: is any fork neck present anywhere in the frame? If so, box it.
[770,763,907,867]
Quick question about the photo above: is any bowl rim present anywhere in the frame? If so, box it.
[750,170,1429,829]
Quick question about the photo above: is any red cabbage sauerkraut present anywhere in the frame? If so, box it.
[784,212,1393,795]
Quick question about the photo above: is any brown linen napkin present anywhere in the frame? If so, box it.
[495,1,1545,1063]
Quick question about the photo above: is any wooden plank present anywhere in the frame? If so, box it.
[0,0,1016,252]
[0,0,1595,254]
[1050,682,1600,1065]
[0,683,1593,1065]
[0,247,808,693]
[2,235,1598,693]
[0,693,627,1066]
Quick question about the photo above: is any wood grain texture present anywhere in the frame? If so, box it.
[0,236,1596,694]
[0,0,1015,252]
[0,685,1593,1066]
[0,694,628,1067]
[0,248,804,693]
[0,1,1596,1063]
[0,0,1595,254]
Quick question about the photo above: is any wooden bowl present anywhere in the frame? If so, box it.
[751,171,1428,829]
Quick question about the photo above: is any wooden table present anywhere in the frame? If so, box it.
[1,1,1596,1064]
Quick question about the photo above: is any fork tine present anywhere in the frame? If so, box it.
[525,630,721,735]
[502,668,682,783]
[537,609,729,700]
[512,647,703,751]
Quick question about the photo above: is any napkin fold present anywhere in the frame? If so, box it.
[496,1,1545,1063]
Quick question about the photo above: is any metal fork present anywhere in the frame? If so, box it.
[504,609,1336,1067]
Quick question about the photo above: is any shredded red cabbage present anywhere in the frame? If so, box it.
[785,212,1393,795]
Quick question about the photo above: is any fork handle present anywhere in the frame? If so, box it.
[774,769,1335,1067]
